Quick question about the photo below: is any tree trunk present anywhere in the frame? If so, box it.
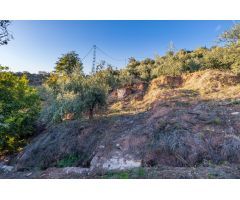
[89,108,93,120]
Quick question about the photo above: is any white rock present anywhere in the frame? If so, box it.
[90,151,142,171]
[102,157,141,170]
[231,112,240,115]
[63,167,89,174]
[0,164,14,172]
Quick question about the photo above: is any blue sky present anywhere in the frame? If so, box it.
[0,20,237,73]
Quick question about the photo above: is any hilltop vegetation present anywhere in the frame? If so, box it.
[39,23,240,126]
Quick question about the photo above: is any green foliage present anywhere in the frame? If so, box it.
[103,171,129,179]
[118,69,135,86]
[55,51,83,75]
[208,117,222,125]
[57,154,80,168]
[126,57,141,79]
[151,54,183,77]
[42,60,109,124]
[79,74,108,119]
[95,61,120,90]
[0,67,40,153]
[137,58,155,81]
[102,167,146,179]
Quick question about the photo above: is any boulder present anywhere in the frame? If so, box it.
[90,150,141,171]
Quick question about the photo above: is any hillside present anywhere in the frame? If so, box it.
[1,69,240,178]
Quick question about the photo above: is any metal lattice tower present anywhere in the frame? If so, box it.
[92,45,96,73]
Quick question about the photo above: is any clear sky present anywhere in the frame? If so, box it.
[0,20,237,74]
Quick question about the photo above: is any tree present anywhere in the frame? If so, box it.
[126,57,140,79]
[219,23,240,45]
[55,51,83,75]
[0,66,40,153]
[137,58,155,81]
[151,54,183,77]
[95,61,120,90]
[0,20,13,46]
[82,76,108,119]
[42,61,108,123]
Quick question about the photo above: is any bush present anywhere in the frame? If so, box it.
[57,154,80,168]
[41,64,109,124]
[0,66,40,153]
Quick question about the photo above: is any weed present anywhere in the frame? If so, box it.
[208,117,222,125]
[175,101,191,107]
[207,172,219,179]
[230,99,240,105]
[136,167,146,177]
[103,167,146,179]
[104,171,129,179]
[57,154,80,168]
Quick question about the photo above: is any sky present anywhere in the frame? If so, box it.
[0,20,237,74]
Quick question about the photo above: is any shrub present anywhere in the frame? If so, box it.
[0,66,40,153]
[57,154,80,168]
[41,64,109,124]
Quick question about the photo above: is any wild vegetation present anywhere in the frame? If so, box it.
[38,23,240,126]
[0,66,40,153]
[1,21,240,178]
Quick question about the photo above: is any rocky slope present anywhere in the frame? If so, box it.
[2,69,240,178]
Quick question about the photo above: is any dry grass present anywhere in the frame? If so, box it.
[183,69,240,100]
[108,69,240,115]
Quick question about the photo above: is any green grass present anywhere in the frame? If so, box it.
[102,168,146,179]
[57,154,80,168]
[207,172,219,179]
[103,171,129,179]
[175,101,191,107]
[208,117,222,125]
[136,167,146,177]
[229,99,240,105]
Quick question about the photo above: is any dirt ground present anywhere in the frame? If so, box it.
[1,164,240,179]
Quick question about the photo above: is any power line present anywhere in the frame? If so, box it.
[96,46,126,62]
[96,46,154,64]
[81,45,153,65]
[81,47,93,61]
[81,45,143,70]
